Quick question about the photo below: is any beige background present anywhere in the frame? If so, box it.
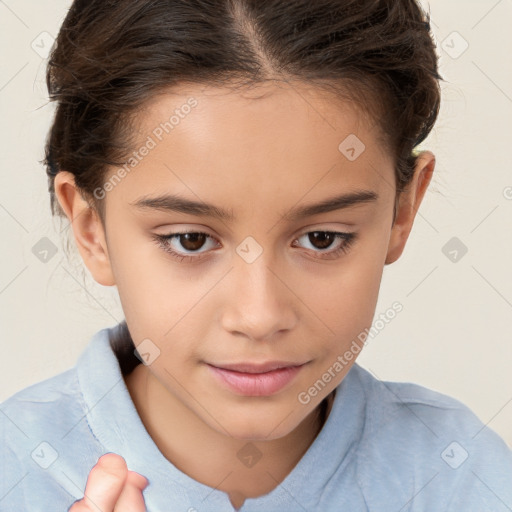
[1,0,511,447]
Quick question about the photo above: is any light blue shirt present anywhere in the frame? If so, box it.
[1,323,512,511]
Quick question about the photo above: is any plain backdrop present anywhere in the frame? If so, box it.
[1,0,511,448]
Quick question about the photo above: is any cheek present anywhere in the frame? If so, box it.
[106,228,174,334]
[301,237,387,350]
[304,251,383,324]
[109,234,216,360]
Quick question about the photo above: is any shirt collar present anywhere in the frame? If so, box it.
[76,324,367,511]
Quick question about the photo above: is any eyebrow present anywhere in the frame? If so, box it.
[130,189,379,222]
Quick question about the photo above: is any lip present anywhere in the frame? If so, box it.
[210,361,307,373]
[206,361,308,396]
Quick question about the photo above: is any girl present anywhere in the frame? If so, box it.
[1,0,511,511]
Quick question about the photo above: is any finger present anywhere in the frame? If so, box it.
[81,453,128,511]
[68,498,88,512]
[113,471,149,512]
[126,470,149,491]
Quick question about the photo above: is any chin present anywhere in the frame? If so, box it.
[207,405,305,442]
[226,424,292,442]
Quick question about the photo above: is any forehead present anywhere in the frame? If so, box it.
[136,80,383,152]
[105,81,393,215]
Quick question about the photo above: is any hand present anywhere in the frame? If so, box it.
[69,453,148,512]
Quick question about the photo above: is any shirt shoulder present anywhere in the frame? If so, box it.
[351,364,512,511]
[0,368,105,510]
[1,367,86,453]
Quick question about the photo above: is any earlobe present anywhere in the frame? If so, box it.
[54,171,116,286]
[385,150,436,265]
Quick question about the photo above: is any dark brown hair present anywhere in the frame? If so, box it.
[43,0,443,377]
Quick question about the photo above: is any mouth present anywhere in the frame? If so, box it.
[209,361,308,373]
[206,361,309,396]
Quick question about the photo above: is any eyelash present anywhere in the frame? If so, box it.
[152,229,358,263]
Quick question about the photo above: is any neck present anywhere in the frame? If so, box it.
[124,363,335,507]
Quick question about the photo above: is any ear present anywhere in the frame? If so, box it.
[385,150,436,265]
[53,171,116,286]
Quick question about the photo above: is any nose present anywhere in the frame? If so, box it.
[220,253,298,342]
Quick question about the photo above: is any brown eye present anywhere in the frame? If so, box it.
[153,230,219,262]
[178,232,208,251]
[293,230,358,260]
[153,229,357,264]
[307,231,337,250]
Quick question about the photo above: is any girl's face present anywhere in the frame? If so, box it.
[59,82,433,440]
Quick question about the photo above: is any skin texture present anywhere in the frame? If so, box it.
[55,81,435,510]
